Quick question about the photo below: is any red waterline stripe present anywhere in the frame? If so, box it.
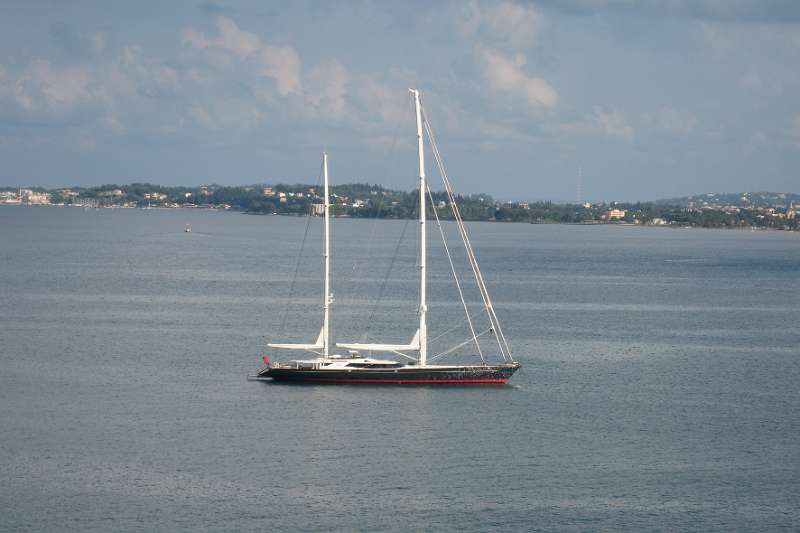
[281,378,508,384]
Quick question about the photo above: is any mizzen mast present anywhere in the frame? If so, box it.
[266,152,330,354]
[322,151,331,359]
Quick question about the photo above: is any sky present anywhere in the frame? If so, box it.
[0,0,798,202]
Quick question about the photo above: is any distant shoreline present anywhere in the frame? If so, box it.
[4,203,797,233]
[2,185,797,230]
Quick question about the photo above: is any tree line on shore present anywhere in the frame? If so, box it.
[3,183,797,230]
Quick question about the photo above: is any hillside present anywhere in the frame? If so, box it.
[655,192,799,209]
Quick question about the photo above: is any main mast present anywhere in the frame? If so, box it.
[411,89,427,367]
[322,152,331,359]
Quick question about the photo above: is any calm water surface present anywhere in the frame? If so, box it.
[1,206,798,531]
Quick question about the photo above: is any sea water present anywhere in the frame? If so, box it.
[1,206,798,531]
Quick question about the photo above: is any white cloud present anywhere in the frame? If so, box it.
[549,107,635,141]
[188,99,263,131]
[14,60,94,111]
[181,18,446,139]
[183,17,303,98]
[352,81,469,148]
[6,43,183,118]
[260,45,302,96]
[189,105,218,129]
[479,121,516,140]
[593,108,634,141]
[462,1,541,50]
[117,45,180,94]
[179,18,439,141]
[471,116,543,147]
[353,78,411,131]
[476,119,538,145]
[182,17,261,60]
[214,99,263,129]
[477,48,558,112]
[464,3,555,116]
[152,65,180,89]
[428,94,466,132]
[305,60,350,118]
[643,107,697,136]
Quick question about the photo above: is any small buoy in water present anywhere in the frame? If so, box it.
[185,224,191,233]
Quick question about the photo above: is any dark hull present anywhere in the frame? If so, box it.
[252,363,520,384]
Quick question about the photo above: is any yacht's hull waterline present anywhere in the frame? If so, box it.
[251,362,521,384]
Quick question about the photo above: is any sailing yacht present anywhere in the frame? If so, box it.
[249,89,520,384]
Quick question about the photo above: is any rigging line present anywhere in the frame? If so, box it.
[423,118,500,357]
[345,93,413,311]
[446,170,511,361]
[276,158,324,342]
[388,350,418,361]
[422,110,512,361]
[428,186,485,363]
[345,190,384,308]
[450,196,510,361]
[362,215,412,340]
[422,108,513,361]
[429,328,493,362]
[427,307,486,344]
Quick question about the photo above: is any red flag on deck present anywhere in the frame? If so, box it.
[262,355,270,366]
